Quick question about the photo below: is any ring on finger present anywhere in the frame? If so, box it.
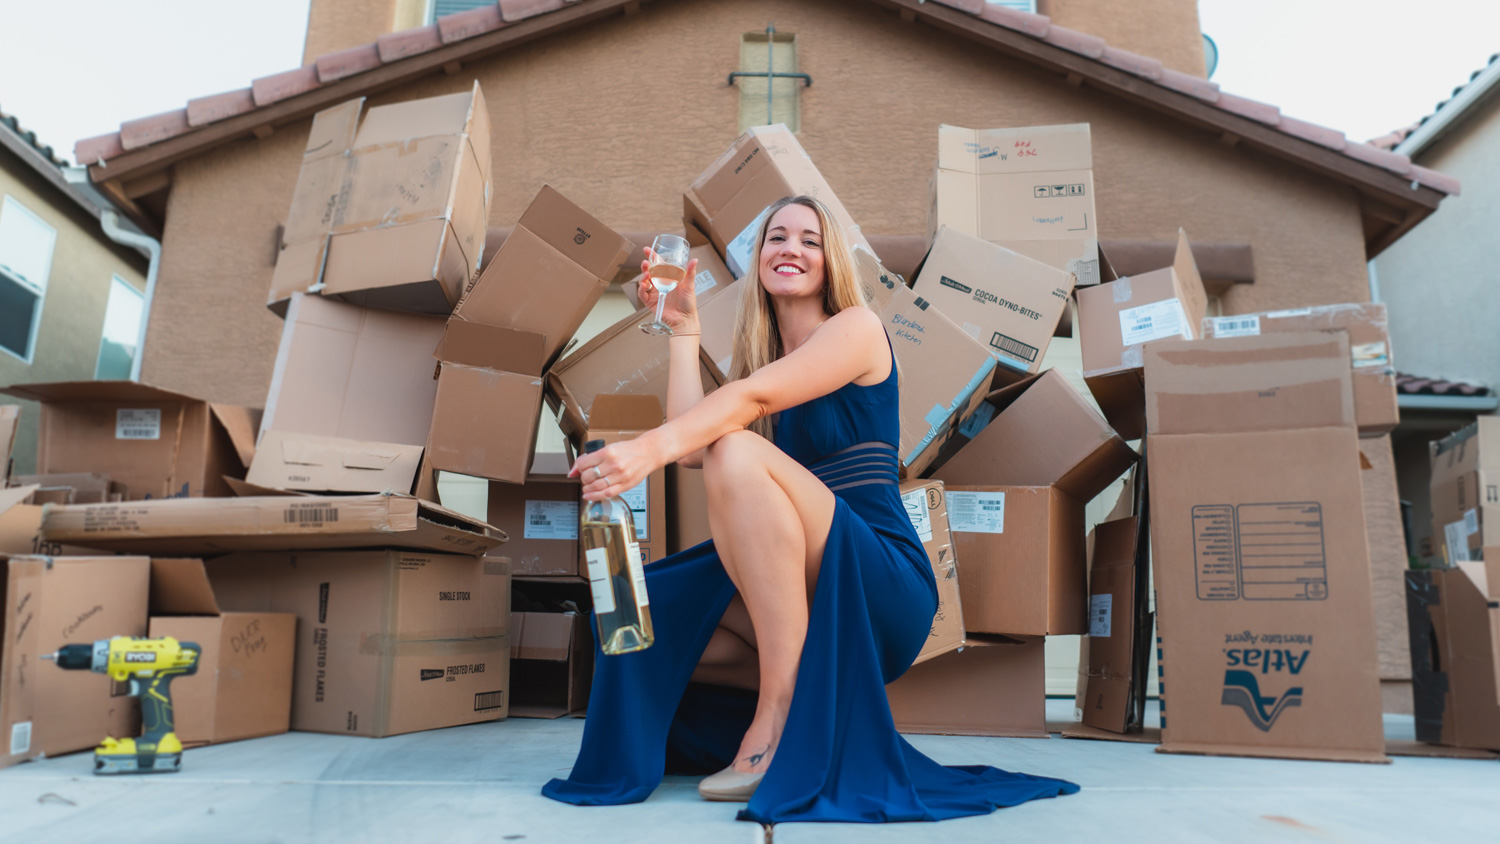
[600,475,610,487]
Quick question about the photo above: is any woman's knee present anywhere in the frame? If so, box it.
[703,430,766,489]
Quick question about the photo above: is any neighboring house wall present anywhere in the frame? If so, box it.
[144,0,1369,407]
[0,156,149,477]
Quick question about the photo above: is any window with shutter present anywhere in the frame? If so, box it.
[738,31,801,133]
[0,196,56,363]
[428,0,496,23]
[95,276,144,380]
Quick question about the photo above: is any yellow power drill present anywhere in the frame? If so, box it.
[41,636,201,775]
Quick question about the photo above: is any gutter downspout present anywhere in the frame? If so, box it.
[99,210,161,382]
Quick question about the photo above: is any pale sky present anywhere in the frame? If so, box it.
[0,1,1496,163]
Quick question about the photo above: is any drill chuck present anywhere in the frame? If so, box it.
[44,641,108,671]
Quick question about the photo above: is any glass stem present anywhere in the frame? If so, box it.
[654,290,667,326]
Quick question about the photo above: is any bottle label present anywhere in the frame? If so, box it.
[625,541,649,607]
[619,481,650,539]
[584,547,616,614]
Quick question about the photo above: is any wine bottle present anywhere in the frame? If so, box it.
[579,439,654,655]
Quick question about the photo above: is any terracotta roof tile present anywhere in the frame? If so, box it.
[379,24,445,62]
[1156,67,1219,102]
[1216,92,1280,126]
[74,132,124,166]
[1100,46,1162,81]
[1343,140,1412,176]
[186,88,257,128]
[439,4,506,43]
[119,109,190,151]
[1367,124,1417,151]
[931,0,985,15]
[252,65,321,108]
[1396,373,1490,397]
[1410,164,1461,196]
[1277,116,1346,151]
[500,0,565,22]
[1042,25,1106,60]
[315,43,383,83]
[977,3,1050,37]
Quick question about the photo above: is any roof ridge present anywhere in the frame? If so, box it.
[71,0,1458,198]
[1,104,68,168]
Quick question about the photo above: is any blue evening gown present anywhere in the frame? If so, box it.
[542,344,1079,823]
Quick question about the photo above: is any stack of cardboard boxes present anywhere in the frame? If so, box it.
[0,82,1457,771]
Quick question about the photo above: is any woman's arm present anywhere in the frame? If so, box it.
[572,306,889,499]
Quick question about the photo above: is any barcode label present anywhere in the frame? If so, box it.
[1089,594,1113,638]
[694,269,718,296]
[990,331,1040,363]
[1351,341,1389,369]
[1445,520,1470,563]
[619,481,649,540]
[1266,308,1313,319]
[284,507,340,525]
[1464,508,1479,536]
[9,721,31,755]
[947,491,1005,534]
[1211,315,1261,338]
[116,408,161,440]
[474,690,505,712]
[523,500,578,540]
[1119,299,1188,346]
[585,547,616,614]
[901,489,933,543]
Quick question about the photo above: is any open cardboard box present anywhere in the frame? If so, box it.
[268,82,491,315]
[509,610,594,719]
[425,319,548,485]
[0,382,258,500]
[886,635,1046,738]
[147,558,295,746]
[486,473,581,578]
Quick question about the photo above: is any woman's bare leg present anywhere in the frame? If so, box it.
[702,430,836,774]
[691,597,760,690]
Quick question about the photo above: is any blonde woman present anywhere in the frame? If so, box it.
[543,196,1077,823]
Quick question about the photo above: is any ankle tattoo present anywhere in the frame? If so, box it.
[740,744,771,769]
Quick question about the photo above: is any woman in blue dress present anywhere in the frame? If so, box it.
[544,195,1078,823]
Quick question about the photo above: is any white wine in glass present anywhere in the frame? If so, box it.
[641,234,690,336]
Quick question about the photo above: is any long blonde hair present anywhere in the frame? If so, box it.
[729,195,870,438]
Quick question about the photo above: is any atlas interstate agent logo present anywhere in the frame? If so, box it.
[1220,631,1310,732]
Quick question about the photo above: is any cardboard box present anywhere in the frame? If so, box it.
[877,283,997,476]
[425,319,548,485]
[509,610,594,718]
[1078,515,1153,734]
[1145,332,1386,763]
[685,124,880,282]
[1406,564,1500,750]
[911,227,1074,378]
[451,184,635,367]
[268,82,491,314]
[1077,231,1208,440]
[41,491,504,556]
[697,277,744,379]
[1,554,150,769]
[944,485,1086,636]
[930,123,1101,286]
[0,381,259,500]
[0,485,101,556]
[145,558,295,746]
[585,395,667,566]
[1204,303,1398,438]
[931,369,1136,504]
[623,245,735,311]
[486,475,580,577]
[205,550,510,736]
[0,404,17,481]
[885,636,1046,737]
[250,293,444,493]
[545,307,725,451]
[898,479,965,664]
[12,473,126,503]
[666,464,712,554]
[1429,417,1499,566]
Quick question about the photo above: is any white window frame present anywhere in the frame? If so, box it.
[0,195,56,364]
[989,0,1038,13]
[95,274,145,380]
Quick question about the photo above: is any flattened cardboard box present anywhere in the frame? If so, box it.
[944,485,1086,637]
[1079,516,1151,734]
[269,82,491,314]
[1,381,259,500]
[487,475,580,577]
[509,610,593,719]
[250,292,444,493]
[931,369,1135,505]
[1406,565,1500,751]
[912,226,1074,379]
[898,479,965,664]
[585,395,667,566]
[1204,302,1398,438]
[1145,332,1386,763]
[1077,230,1208,440]
[41,492,504,557]
[886,636,1045,737]
[1428,417,1499,566]
[146,558,295,746]
[1,554,150,770]
[931,123,1100,286]
[205,550,511,737]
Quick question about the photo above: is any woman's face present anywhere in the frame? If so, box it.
[758,203,826,301]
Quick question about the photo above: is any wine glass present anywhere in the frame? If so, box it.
[640,234,690,336]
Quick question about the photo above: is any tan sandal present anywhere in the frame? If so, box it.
[697,765,765,802]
